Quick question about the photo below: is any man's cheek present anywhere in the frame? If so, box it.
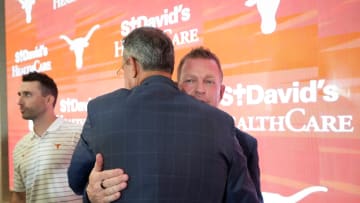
[183,87,195,96]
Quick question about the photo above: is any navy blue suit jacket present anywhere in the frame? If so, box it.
[68,76,259,203]
[235,129,262,202]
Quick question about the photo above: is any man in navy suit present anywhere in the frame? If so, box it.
[68,27,259,203]
[176,47,262,202]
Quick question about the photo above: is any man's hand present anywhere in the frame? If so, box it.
[87,153,129,203]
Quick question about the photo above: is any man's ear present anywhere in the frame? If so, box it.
[46,95,55,106]
[219,84,225,100]
[128,57,139,78]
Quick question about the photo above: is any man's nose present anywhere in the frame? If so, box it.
[17,96,23,105]
[195,82,206,94]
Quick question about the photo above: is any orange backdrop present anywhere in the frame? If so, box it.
[5,0,360,202]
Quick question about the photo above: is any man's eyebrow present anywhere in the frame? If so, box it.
[18,90,31,95]
[205,75,215,78]
[181,74,195,78]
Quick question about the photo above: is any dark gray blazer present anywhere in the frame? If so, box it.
[235,129,263,202]
[68,75,259,203]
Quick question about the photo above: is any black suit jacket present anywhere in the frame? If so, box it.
[235,129,263,202]
[68,75,259,203]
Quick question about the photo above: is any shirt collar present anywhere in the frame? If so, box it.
[47,117,64,132]
[30,117,64,138]
[140,75,177,89]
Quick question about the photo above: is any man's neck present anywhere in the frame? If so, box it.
[32,113,57,136]
[138,71,172,85]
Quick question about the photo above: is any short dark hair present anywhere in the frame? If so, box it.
[123,27,175,74]
[22,72,58,107]
[177,47,223,81]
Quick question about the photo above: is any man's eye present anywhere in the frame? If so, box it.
[24,92,32,97]
[184,79,195,83]
[205,80,215,85]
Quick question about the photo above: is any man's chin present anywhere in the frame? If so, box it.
[199,100,215,107]
[200,100,211,105]
[21,115,32,120]
[194,97,206,103]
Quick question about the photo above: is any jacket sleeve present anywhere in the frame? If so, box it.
[235,129,263,202]
[248,139,263,202]
[225,135,260,203]
[82,183,91,203]
[68,113,96,195]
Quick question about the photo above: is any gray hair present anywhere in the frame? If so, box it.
[123,27,175,74]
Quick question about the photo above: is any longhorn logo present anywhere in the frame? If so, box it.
[245,0,281,34]
[262,186,328,203]
[59,24,100,69]
[54,143,61,149]
[18,0,36,24]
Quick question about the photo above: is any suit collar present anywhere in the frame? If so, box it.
[140,75,177,89]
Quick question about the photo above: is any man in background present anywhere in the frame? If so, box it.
[68,27,259,203]
[177,47,262,202]
[11,72,82,202]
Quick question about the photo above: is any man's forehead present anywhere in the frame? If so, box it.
[181,72,217,79]
[184,58,219,69]
[19,81,41,91]
[182,60,220,76]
